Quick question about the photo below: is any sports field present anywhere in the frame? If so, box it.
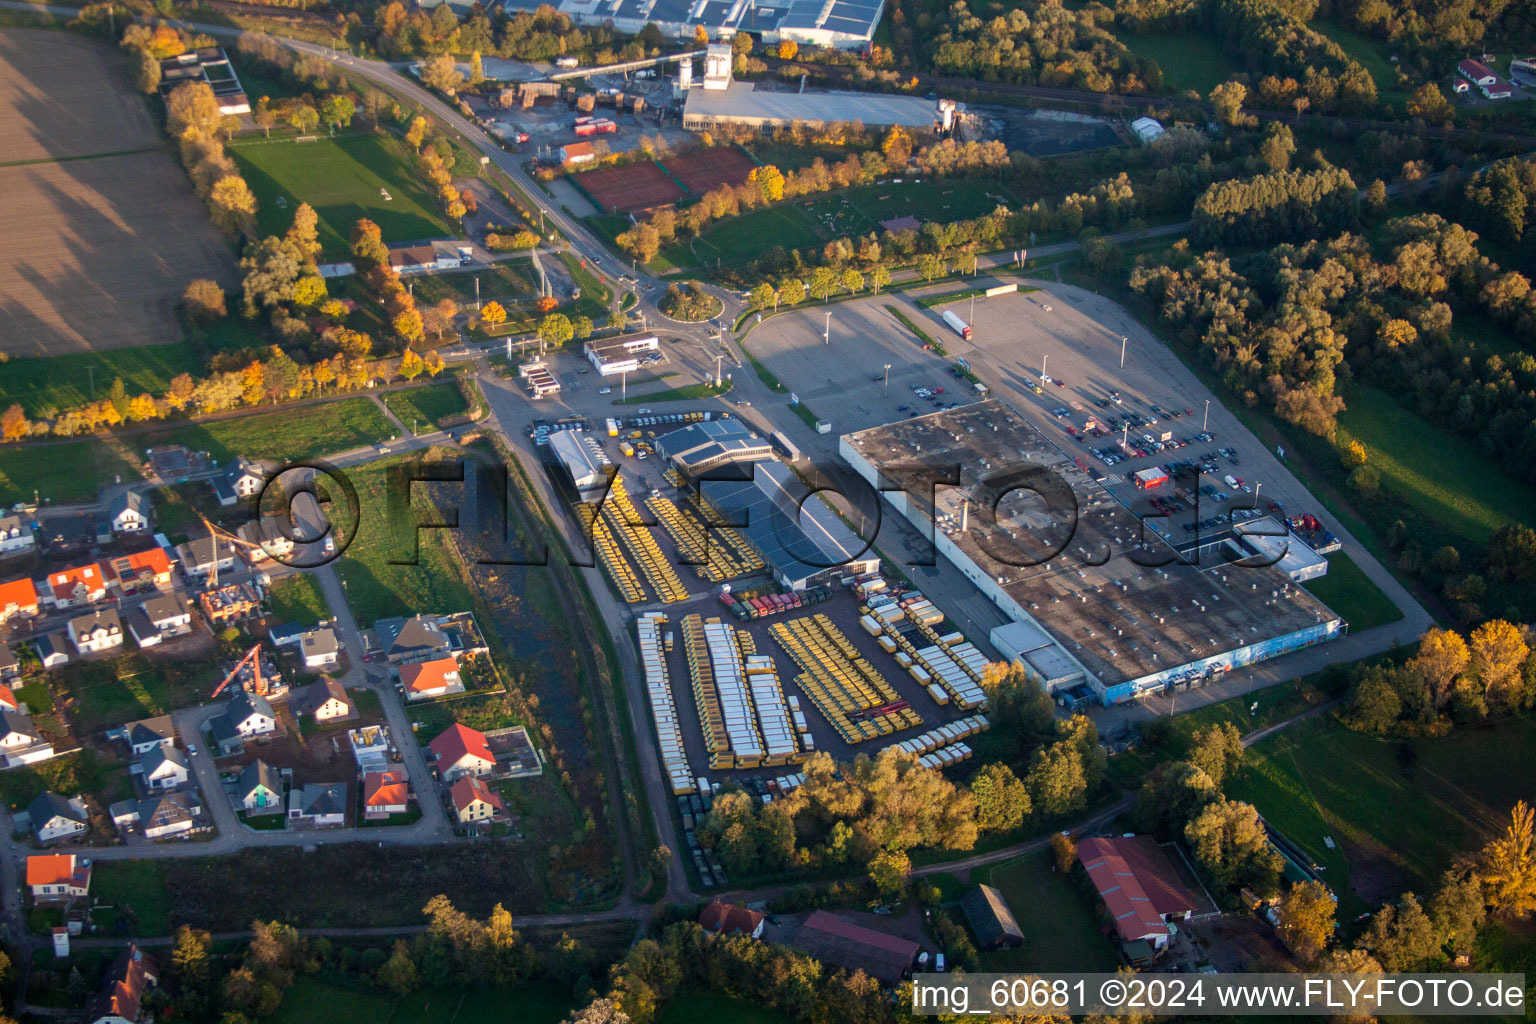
[664,145,757,193]
[230,133,451,255]
[0,31,237,356]
[573,160,685,213]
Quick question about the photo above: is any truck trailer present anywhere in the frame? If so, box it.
[941,310,973,341]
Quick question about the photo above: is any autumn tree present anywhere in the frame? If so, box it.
[480,301,508,330]
[1359,893,1439,971]
[1466,620,1529,711]
[351,219,390,271]
[1187,722,1245,788]
[420,54,464,94]
[1428,869,1486,956]
[749,164,785,204]
[183,279,227,324]
[1185,798,1283,893]
[398,349,425,381]
[167,82,222,138]
[776,39,798,59]
[1480,800,1536,917]
[319,94,356,134]
[131,49,161,94]
[0,405,28,442]
[1486,524,1536,582]
[868,848,911,899]
[970,762,1029,832]
[376,939,419,995]
[1277,880,1336,963]
[1406,627,1469,711]
[1050,831,1077,874]
[1210,81,1248,128]
[539,313,574,348]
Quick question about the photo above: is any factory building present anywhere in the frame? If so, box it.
[548,431,612,502]
[683,45,953,132]
[584,335,662,376]
[655,419,775,478]
[841,404,1342,706]
[695,460,879,591]
[558,0,886,52]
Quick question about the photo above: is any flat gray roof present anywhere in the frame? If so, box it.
[684,82,939,129]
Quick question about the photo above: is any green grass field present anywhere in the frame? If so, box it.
[382,382,469,434]
[332,450,477,624]
[1336,386,1536,548]
[1118,32,1241,94]
[616,381,730,404]
[271,974,574,1024]
[670,206,826,269]
[138,398,394,465]
[1229,714,1536,915]
[0,440,137,505]
[982,851,1121,972]
[91,860,173,936]
[1302,550,1403,632]
[230,133,452,255]
[267,572,331,625]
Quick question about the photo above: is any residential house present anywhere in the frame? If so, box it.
[399,656,464,701]
[299,627,340,669]
[362,770,409,819]
[1458,58,1498,87]
[206,713,243,756]
[113,792,202,839]
[0,514,35,555]
[288,782,347,827]
[174,536,238,580]
[34,633,69,669]
[236,518,294,561]
[108,491,150,534]
[103,548,172,595]
[449,775,504,823]
[138,744,190,791]
[69,609,124,655]
[0,577,39,622]
[126,594,193,648]
[115,716,175,756]
[212,457,271,506]
[227,691,276,738]
[374,614,453,664]
[82,945,158,1024]
[698,900,765,939]
[47,564,106,608]
[348,725,392,774]
[235,759,282,814]
[559,140,597,166]
[199,583,260,625]
[298,678,352,722]
[26,791,88,843]
[0,709,42,754]
[428,723,495,782]
[27,853,91,902]
[0,647,17,685]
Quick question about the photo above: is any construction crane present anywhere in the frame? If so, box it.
[195,513,270,589]
[211,643,266,699]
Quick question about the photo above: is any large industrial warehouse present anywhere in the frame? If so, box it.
[840,403,1343,706]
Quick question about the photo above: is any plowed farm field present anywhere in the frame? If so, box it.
[0,30,235,357]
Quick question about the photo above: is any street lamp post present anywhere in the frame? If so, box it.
[883,363,892,390]
[1203,399,1210,433]
[1120,335,1127,368]
[621,369,628,401]
[823,311,831,345]
[1041,353,1048,382]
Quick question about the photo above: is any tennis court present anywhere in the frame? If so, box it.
[573,162,685,213]
[664,146,758,193]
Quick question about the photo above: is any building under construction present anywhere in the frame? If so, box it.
[840,403,1342,706]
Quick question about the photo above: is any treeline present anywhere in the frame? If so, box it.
[613,129,1004,264]
[1114,0,1378,112]
[1344,622,1535,732]
[370,0,651,66]
[1192,165,1360,246]
[895,0,1160,92]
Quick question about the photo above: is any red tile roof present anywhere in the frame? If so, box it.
[0,684,16,713]
[0,577,38,611]
[450,774,503,814]
[363,770,409,808]
[1459,58,1495,80]
[1077,835,1196,944]
[27,853,84,887]
[400,656,461,694]
[429,723,493,768]
[49,563,104,602]
[699,899,764,936]
[105,548,172,584]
